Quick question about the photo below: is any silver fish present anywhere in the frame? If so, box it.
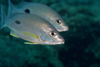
[8,0,69,32]
[1,5,64,45]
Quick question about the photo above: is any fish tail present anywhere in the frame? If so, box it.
[0,4,7,29]
[8,0,17,17]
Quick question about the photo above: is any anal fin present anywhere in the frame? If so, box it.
[10,31,19,38]
[24,42,37,44]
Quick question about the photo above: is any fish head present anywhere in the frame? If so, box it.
[49,14,69,32]
[40,24,65,45]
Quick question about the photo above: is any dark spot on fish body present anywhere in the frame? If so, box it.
[15,20,21,24]
[25,9,30,13]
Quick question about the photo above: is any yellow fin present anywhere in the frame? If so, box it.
[24,42,37,44]
[23,32,39,38]
[10,32,18,37]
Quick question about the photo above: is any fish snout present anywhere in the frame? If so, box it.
[60,39,65,43]
[57,38,65,44]
[58,26,69,32]
[63,26,69,31]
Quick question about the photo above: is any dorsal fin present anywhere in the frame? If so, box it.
[18,2,28,7]
[7,0,17,17]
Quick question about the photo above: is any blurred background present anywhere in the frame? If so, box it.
[0,0,100,67]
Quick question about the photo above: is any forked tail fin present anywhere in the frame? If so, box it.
[0,4,7,29]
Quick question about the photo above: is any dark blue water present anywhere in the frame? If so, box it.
[0,0,100,67]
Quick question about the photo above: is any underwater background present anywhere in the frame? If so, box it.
[0,0,100,67]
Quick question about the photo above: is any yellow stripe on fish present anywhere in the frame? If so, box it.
[23,32,39,38]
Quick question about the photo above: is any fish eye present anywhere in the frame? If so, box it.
[50,31,56,37]
[15,20,21,24]
[24,9,30,13]
[56,19,61,24]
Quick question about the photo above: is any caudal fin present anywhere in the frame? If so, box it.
[7,0,17,17]
[0,4,7,29]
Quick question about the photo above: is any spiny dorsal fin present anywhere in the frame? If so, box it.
[18,2,28,7]
[7,0,17,17]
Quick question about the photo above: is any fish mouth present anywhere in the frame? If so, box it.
[42,40,64,45]
[58,26,69,32]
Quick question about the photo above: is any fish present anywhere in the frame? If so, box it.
[1,5,64,45]
[8,0,69,32]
